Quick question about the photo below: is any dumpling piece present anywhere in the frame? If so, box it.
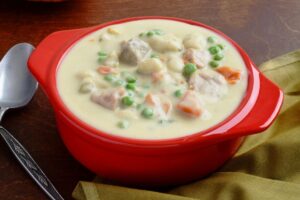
[79,80,96,94]
[119,38,151,65]
[103,51,119,68]
[183,34,206,50]
[167,55,184,73]
[183,48,210,68]
[189,69,228,101]
[77,70,98,80]
[91,88,125,110]
[137,58,165,75]
[147,34,182,52]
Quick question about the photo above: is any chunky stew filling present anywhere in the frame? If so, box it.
[57,20,247,139]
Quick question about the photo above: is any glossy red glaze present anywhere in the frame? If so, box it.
[28,16,283,186]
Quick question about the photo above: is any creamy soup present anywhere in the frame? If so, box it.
[57,19,248,140]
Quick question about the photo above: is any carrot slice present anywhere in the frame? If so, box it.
[177,104,201,117]
[162,102,172,114]
[216,66,241,84]
[97,66,118,75]
[145,93,158,106]
[176,90,202,117]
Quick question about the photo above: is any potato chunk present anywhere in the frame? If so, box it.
[148,34,182,52]
[119,38,151,65]
[137,58,165,75]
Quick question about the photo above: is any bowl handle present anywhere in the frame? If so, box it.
[227,71,284,138]
[28,27,93,88]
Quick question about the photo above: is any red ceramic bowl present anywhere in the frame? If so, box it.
[28,16,283,187]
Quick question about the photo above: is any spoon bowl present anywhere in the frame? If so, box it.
[0,43,64,200]
[0,43,37,109]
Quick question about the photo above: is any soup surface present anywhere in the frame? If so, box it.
[57,19,248,139]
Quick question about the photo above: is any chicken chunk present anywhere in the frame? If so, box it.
[147,34,182,52]
[119,38,151,65]
[151,71,173,84]
[137,58,165,75]
[183,34,206,50]
[183,48,210,68]
[145,93,173,120]
[176,90,203,117]
[189,69,228,100]
[216,66,241,84]
[91,88,125,110]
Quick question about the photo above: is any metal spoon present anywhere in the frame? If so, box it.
[0,43,64,200]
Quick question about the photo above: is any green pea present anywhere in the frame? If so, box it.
[208,46,221,55]
[209,60,219,68]
[117,120,129,129]
[153,29,163,35]
[126,76,136,83]
[104,74,116,82]
[139,32,145,37]
[98,51,107,56]
[122,72,136,82]
[98,56,107,62]
[183,63,197,77]
[126,83,136,90]
[141,107,154,119]
[122,96,134,106]
[97,51,107,62]
[213,53,224,61]
[217,44,225,50]
[207,36,217,43]
[174,89,183,98]
[146,31,154,37]
[150,53,159,58]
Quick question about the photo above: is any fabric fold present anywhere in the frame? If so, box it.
[73,49,300,200]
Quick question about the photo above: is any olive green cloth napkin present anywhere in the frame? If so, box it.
[72,49,300,200]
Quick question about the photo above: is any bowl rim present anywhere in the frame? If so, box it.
[47,16,259,147]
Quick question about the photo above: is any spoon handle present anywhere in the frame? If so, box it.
[0,126,64,200]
